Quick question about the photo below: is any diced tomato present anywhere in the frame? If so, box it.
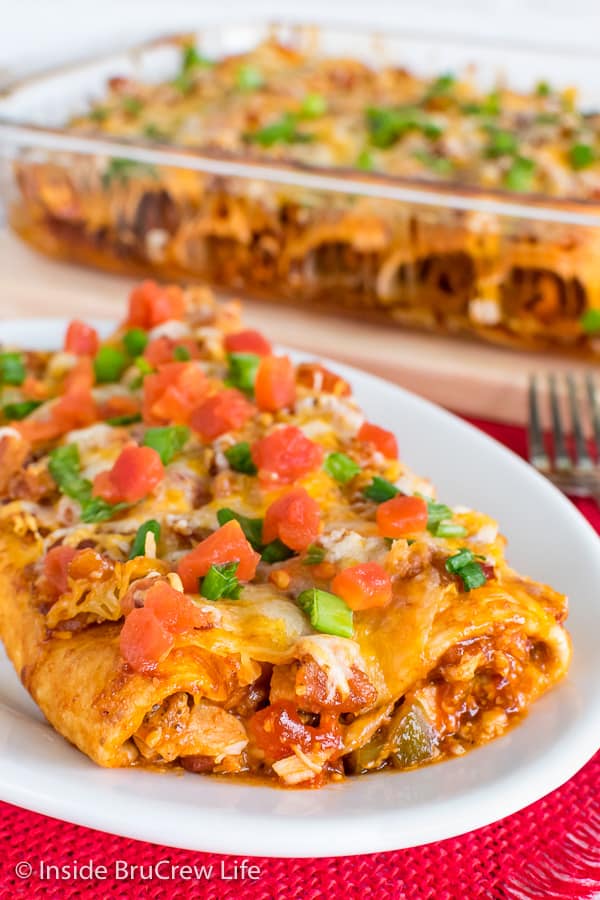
[52,388,98,431]
[296,362,351,396]
[99,394,140,421]
[190,389,255,441]
[224,329,272,356]
[331,562,392,611]
[119,606,174,674]
[358,421,398,460]
[143,362,209,425]
[251,426,323,484]
[92,445,164,504]
[254,355,296,412]
[64,320,100,356]
[64,356,95,394]
[177,520,260,593]
[247,701,342,763]
[43,545,77,597]
[126,280,185,329]
[262,488,321,551]
[376,495,428,538]
[144,581,206,633]
[144,336,199,367]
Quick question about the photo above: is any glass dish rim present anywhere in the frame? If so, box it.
[1,22,600,228]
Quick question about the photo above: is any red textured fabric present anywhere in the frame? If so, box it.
[0,417,599,900]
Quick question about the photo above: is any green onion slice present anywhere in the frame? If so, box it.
[106,413,142,426]
[48,444,129,522]
[324,452,361,484]
[129,519,161,559]
[143,425,190,465]
[94,346,128,384]
[299,93,327,118]
[123,328,148,357]
[261,539,294,563]
[236,64,264,91]
[0,352,26,386]
[227,352,261,393]
[217,507,263,551]
[445,548,488,591]
[224,441,257,475]
[2,400,41,421]
[581,309,600,334]
[303,544,326,566]
[201,562,241,601]
[363,476,399,503]
[296,588,353,638]
[569,143,596,171]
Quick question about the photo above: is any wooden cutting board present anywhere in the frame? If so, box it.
[0,228,595,427]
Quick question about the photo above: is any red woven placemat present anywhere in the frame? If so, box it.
[0,417,598,900]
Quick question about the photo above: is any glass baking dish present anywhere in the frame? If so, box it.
[1,22,600,357]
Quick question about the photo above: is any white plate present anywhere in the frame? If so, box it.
[1,318,599,858]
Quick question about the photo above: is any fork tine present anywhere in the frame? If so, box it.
[548,374,571,471]
[528,375,550,469]
[585,373,600,461]
[567,374,593,470]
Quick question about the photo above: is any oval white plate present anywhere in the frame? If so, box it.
[1,318,599,858]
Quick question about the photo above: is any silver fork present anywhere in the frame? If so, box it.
[528,373,600,502]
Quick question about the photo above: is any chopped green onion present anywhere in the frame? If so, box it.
[303,544,326,566]
[173,345,191,362]
[48,444,129,522]
[445,548,487,591]
[129,519,161,559]
[425,500,453,532]
[363,476,399,503]
[425,72,455,98]
[123,328,148,357]
[261,539,294,563]
[143,123,168,141]
[581,309,600,334]
[296,588,353,638]
[227,352,261,393]
[299,93,327,118]
[48,444,90,504]
[0,352,26,386]
[484,127,519,158]
[2,400,41,420]
[90,106,109,123]
[462,91,501,117]
[411,150,454,176]
[94,346,128,384]
[434,521,468,538]
[135,356,154,375]
[143,425,190,465]
[457,561,487,591]
[536,80,551,97]
[569,143,596,170]
[181,44,212,74]
[445,548,475,573]
[503,156,536,192]
[356,149,375,171]
[217,507,263,551]
[102,157,158,187]
[106,413,142,426]
[244,114,313,147]
[122,96,143,116]
[366,106,443,149]
[201,562,241,601]
[324,452,361,484]
[236,64,264,91]
[224,441,257,475]
[80,497,130,524]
